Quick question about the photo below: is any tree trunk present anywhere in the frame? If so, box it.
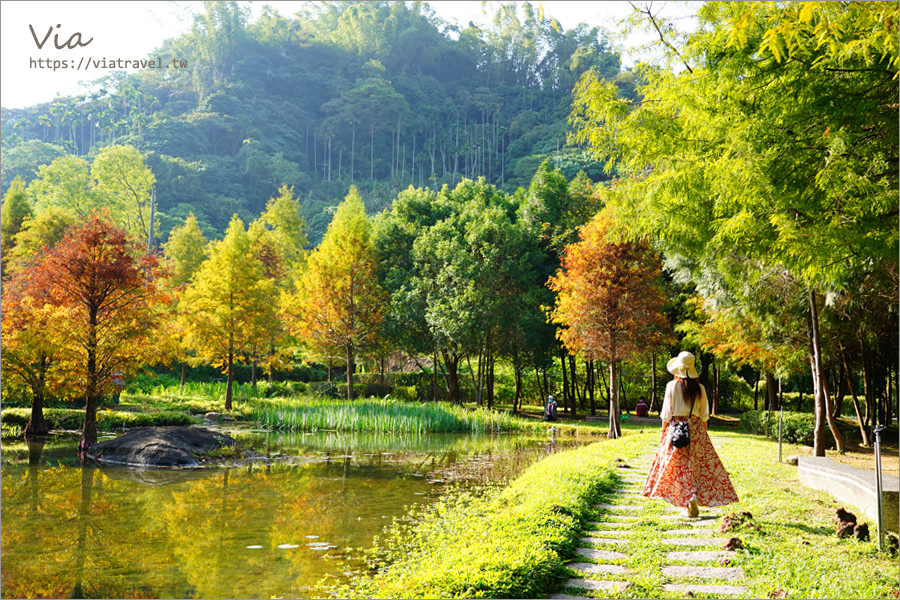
[534,367,546,405]
[251,360,257,388]
[754,370,760,411]
[487,349,495,410]
[443,351,462,405]
[833,368,844,418]
[712,362,720,415]
[808,288,844,454]
[81,307,99,453]
[588,359,596,416]
[181,363,188,390]
[650,353,658,412]
[433,351,439,402]
[608,360,621,439]
[24,356,50,437]
[346,342,355,401]
[513,363,523,414]
[887,361,894,427]
[225,349,234,411]
[765,371,778,411]
[560,351,570,415]
[569,354,580,417]
[839,341,871,446]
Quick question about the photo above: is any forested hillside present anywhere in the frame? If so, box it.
[1,1,631,243]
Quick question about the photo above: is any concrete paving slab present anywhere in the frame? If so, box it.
[592,514,639,522]
[666,550,735,562]
[586,529,636,536]
[564,579,633,592]
[660,513,719,522]
[567,562,629,575]
[548,594,589,599]
[595,503,643,511]
[663,537,722,546]
[588,520,633,528]
[580,536,628,545]
[663,583,747,595]
[660,529,718,536]
[575,547,627,561]
[661,565,744,580]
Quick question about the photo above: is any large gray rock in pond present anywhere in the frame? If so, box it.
[89,426,235,468]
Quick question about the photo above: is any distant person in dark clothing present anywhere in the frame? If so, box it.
[636,396,649,417]
[543,395,558,421]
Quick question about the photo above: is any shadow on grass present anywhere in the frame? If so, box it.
[773,521,833,537]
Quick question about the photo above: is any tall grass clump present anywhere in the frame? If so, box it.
[321,433,653,598]
[253,398,528,433]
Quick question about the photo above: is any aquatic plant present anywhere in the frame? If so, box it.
[252,398,529,433]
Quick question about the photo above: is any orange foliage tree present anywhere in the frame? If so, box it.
[549,211,671,438]
[21,215,169,451]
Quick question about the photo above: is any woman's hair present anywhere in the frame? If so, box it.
[676,376,702,405]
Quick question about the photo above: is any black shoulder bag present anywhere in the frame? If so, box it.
[670,392,696,449]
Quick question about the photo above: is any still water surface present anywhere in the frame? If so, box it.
[2,429,584,599]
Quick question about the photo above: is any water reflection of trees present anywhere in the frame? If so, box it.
[0,432,586,598]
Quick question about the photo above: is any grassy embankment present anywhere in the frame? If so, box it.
[321,431,653,599]
[319,422,898,599]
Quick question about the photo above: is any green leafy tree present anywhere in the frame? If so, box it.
[91,145,157,243]
[5,208,78,278]
[286,187,385,400]
[26,156,99,216]
[1,179,34,278]
[570,1,898,453]
[162,213,208,289]
[180,215,275,410]
[259,184,309,285]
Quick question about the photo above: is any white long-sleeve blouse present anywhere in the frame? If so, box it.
[659,379,710,423]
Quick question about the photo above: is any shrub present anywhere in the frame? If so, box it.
[306,381,341,398]
[740,410,816,445]
[0,408,195,431]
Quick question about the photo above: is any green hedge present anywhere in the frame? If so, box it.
[1,408,195,431]
[325,433,652,598]
[306,381,393,399]
[740,410,816,445]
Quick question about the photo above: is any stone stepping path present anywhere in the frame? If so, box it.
[662,565,745,581]
[558,450,749,598]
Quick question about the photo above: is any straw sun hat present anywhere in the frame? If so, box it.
[666,351,699,379]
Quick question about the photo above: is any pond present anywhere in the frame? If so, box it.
[1,428,588,599]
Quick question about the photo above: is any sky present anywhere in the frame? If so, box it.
[0,1,697,110]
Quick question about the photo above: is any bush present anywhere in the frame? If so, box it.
[307,381,341,398]
[740,410,816,445]
[1,408,195,431]
[306,381,393,399]
[391,385,418,402]
[257,381,307,398]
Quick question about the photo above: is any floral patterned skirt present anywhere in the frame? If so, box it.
[642,417,739,508]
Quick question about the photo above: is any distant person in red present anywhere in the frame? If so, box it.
[635,396,649,417]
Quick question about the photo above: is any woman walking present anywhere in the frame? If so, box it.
[643,351,738,516]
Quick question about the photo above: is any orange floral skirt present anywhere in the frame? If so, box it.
[642,417,739,508]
